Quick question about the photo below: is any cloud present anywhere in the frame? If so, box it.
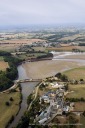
[0,0,85,26]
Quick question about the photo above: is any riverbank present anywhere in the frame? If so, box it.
[22,60,84,79]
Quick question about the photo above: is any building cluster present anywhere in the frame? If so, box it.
[30,41,59,47]
[36,82,74,124]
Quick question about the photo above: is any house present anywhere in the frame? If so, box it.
[38,117,48,124]
[57,92,63,97]
[50,82,64,88]
[63,106,70,113]
[50,92,56,97]
[40,95,50,103]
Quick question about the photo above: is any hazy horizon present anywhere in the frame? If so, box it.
[0,0,85,29]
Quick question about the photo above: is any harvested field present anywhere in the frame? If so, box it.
[78,46,85,51]
[0,39,45,45]
[47,46,85,52]
[74,102,85,111]
[0,39,46,52]
[58,34,84,41]
[0,61,9,71]
[60,43,72,47]
[80,115,85,128]
[23,60,83,79]
[46,46,80,51]
[0,45,19,52]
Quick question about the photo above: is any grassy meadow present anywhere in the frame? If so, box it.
[66,84,85,99]
[0,88,20,128]
[63,67,85,80]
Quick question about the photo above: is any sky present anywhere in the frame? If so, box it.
[0,0,85,27]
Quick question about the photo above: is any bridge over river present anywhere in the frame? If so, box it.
[15,78,42,83]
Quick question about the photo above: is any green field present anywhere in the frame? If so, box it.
[0,88,20,128]
[63,67,85,80]
[32,47,46,52]
[66,84,85,99]
[16,52,47,60]
[0,56,4,61]
[80,115,85,128]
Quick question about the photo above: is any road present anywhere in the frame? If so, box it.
[0,83,18,94]
[28,83,40,111]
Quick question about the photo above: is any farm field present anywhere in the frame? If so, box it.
[0,39,45,45]
[58,34,84,41]
[80,115,85,128]
[0,88,20,128]
[46,46,80,51]
[32,47,46,52]
[46,46,85,52]
[0,45,19,52]
[74,102,85,111]
[0,61,9,71]
[0,56,4,61]
[66,84,85,99]
[63,67,85,80]
[0,39,46,52]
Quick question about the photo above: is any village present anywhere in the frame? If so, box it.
[33,77,76,125]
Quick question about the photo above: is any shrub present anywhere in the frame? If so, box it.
[10,97,14,101]
[5,101,10,106]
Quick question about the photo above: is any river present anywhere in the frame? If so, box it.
[9,65,39,128]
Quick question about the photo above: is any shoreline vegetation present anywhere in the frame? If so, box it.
[0,51,22,92]
[0,51,53,92]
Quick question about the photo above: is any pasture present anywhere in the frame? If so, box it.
[66,84,85,99]
[0,88,20,128]
[63,67,85,80]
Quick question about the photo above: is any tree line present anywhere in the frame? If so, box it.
[0,51,22,91]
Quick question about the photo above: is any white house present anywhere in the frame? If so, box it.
[38,118,48,124]
[40,95,50,103]
[50,82,64,88]
[63,106,70,113]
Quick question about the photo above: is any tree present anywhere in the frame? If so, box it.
[83,111,85,116]
[55,72,62,79]
[5,101,10,106]
[10,97,14,101]
[61,75,68,82]
[74,80,78,84]
[64,83,68,91]
[80,78,84,81]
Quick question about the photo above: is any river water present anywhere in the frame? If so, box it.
[52,52,85,64]
[9,65,39,128]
